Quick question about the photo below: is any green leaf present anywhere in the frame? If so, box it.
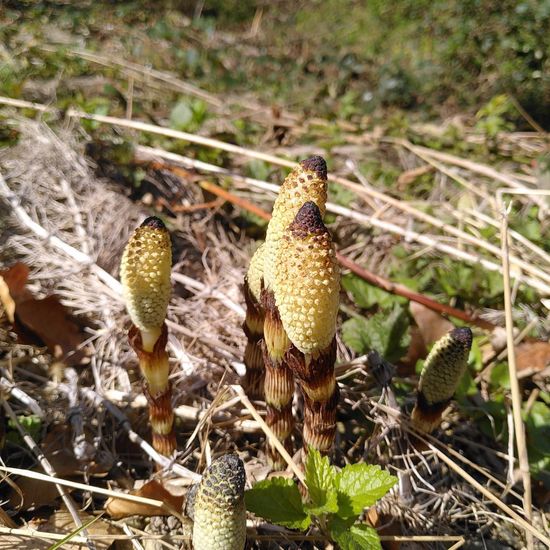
[245,477,311,530]
[304,448,338,515]
[333,524,382,550]
[342,305,410,363]
[342,316,370,355]
[342,274,406,309]
[335,464,397,519]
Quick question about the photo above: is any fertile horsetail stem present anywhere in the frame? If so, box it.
[190,454,246,550]
[411,327,473,433]
[120,216,176,455]
[260,157,328,467]
[275,201,340,455]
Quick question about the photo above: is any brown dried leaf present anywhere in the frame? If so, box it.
[516,340,550,373]
[410,302,454,347]
[40,509,122,550]
[8,473,69,510]
[106,479,183,519]
[16,295,86,365]
[0,263,30,301]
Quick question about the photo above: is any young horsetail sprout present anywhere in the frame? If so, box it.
[120,216,176,456]
[190,454,246,550]
[276,201,340,454]
[260,156,328,467]
[242,243,266,399]
[411,327,473,433]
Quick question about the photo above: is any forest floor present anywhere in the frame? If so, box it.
[0,2,549,549]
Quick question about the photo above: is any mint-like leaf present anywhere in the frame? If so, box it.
[336,464,397,519]
[333,524,382,550]
[342,317,370,355]
[245,477,311,530]
[304,448,338,515]
[342,305,410,363]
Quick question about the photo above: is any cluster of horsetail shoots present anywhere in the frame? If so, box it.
[242,156,340,465]
[242,243,266,399]
[189,454,246,550]
[120,216,176,456]
[411,327,473,433]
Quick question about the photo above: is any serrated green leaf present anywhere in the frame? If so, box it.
[304,448,338,515]
[342,305,410,363]
[342,317,370,355]
[365,305,410,363]
[333,524,382,550]
[245,477,311,530]
[335,464,397,519]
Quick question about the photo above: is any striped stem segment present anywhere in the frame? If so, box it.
[261,288,294,468]
[288,340,339,453]
[120,217,175,456]
[242,244,266,400]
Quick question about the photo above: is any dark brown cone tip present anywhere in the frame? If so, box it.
[141,216,166,229]
[450,327,473,348]
[290,201,325,235]
[300,156,327,180]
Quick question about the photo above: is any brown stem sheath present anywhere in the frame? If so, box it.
[261,289,294,468]
[287,339,338,454]
[129,323,176,456]
[242,279,265,399]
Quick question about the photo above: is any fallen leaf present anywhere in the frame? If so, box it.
[40,509,122,550]
[106,479,183,519]
[16,295,86,364]
[516,341,550,373]
[409,302,454,347]
[0,263,30,301]
[8,472,69,510]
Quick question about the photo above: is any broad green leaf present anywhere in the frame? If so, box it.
[335,463,397,519]
[342,316,370,355]
[342,274,405,309]
[364,304,410,362]
[304,448,338,515]
[342,305,410,363]
[245,477,311,530]
[333,524,382,550]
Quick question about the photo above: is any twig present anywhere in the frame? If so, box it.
[0,465,166,507]
[0,399,96,550]
[498,198,534,549]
